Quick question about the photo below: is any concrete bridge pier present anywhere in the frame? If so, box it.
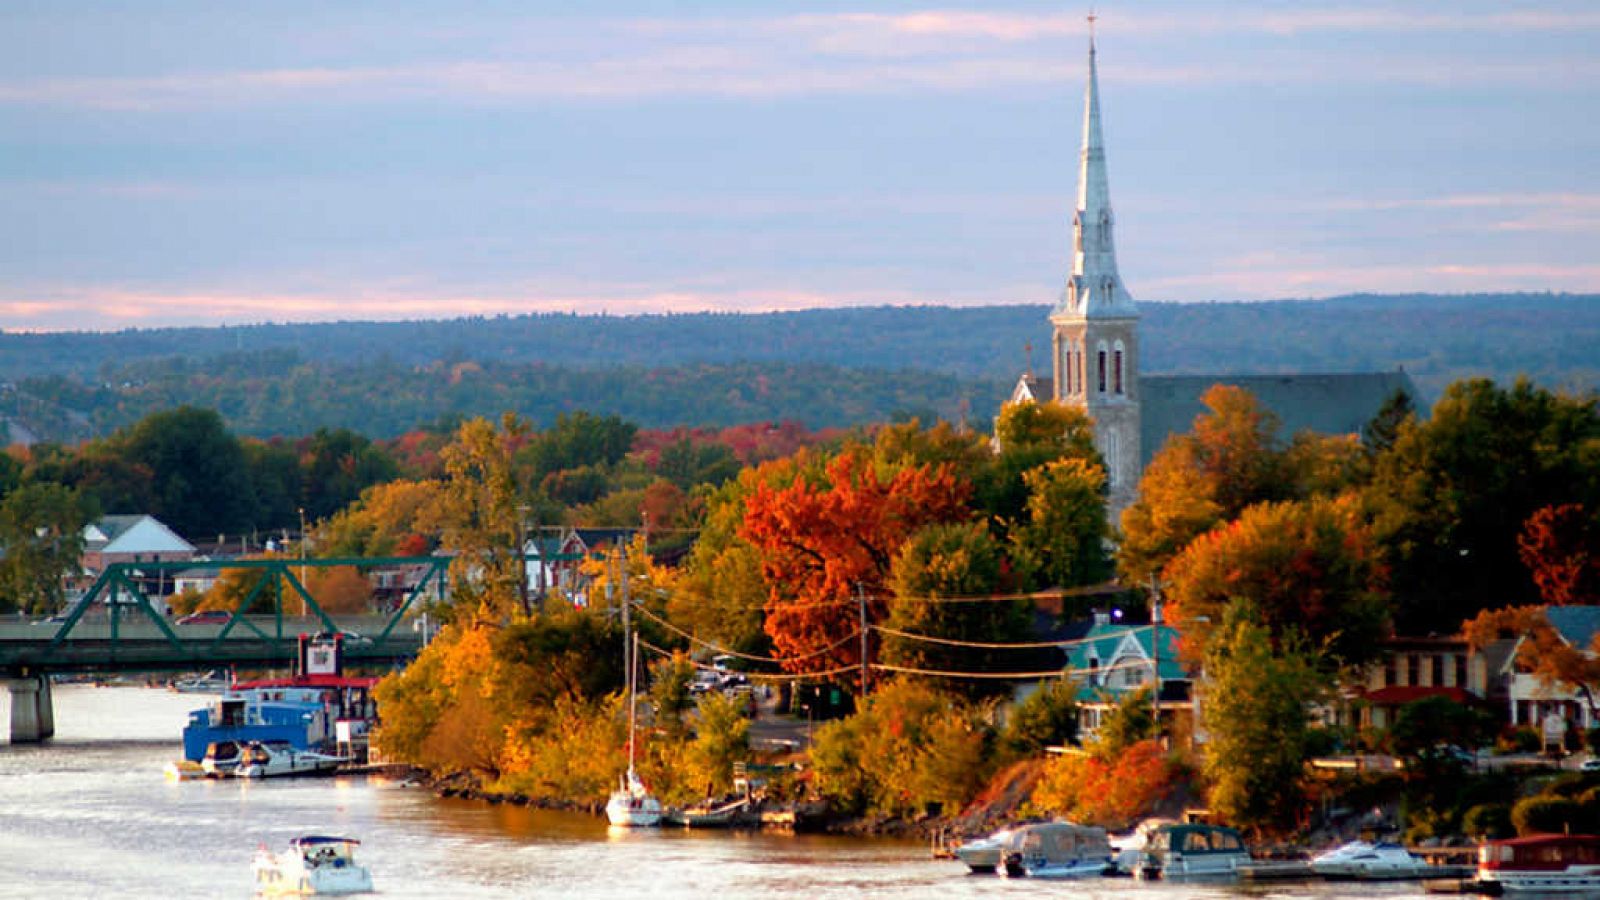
[6,675,54,743]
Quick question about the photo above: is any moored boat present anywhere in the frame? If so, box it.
[163,759,206,781]
[606,632,661,827]
[952,826,1019,874]
[1477,833,1600,893]
[1136,823,1251,879]
[236,740,347,779]
[1310,840,1433,880]
[1000,821,1114,880]
[252,835,373,895]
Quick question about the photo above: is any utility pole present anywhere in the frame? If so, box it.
[514,504,530,617]
[856,582,870,698]
[297,507,308,617]
[1149,575,1162,737]
[620,545,631,686]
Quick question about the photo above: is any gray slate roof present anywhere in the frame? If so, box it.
[1141,369,1418,466]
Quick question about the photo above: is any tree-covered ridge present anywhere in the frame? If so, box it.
[8,356,1004,443]
[0,293,1594,438]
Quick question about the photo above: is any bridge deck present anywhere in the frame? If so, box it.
[0,615,423,675]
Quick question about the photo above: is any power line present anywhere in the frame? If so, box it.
[630,602,861,664]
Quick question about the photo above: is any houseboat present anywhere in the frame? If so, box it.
[179,634,379,764]
[1478,834,1600,893]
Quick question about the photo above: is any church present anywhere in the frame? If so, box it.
[1010,28,1415,513]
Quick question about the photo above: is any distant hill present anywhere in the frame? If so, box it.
[1,293,1594,442]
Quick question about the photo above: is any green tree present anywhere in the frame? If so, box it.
[522,411,637,482]
[1201,598,1327,836]
[299,427,401,521]
[1093,686,1155,759]
[882,521,1033,698]
[985,401,1101,528]
[686,691,752,797]
[1369,378,1600,633]
[999,679,1079,757]
[1390,695,1496,771]
[0,483,94,614]
[117,406,258,538]
[1010,457,1111,590]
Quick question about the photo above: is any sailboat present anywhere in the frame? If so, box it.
[606,629,662,827]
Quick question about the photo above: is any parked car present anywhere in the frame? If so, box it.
[1580,757,1600,772]
[177,610,232,625]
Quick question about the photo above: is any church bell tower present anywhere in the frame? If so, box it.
[1050,23,1141,513]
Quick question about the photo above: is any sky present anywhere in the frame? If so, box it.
[2,1,1597,332]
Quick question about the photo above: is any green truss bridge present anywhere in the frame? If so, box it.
[0,556,448,744]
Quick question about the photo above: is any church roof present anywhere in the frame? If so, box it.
[1141,370,1419,466]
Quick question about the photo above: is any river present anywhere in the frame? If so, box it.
[0,685,1443,899]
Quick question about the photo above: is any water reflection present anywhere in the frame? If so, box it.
[0,687,1439,899]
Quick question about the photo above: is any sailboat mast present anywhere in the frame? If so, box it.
[621,545,636,771]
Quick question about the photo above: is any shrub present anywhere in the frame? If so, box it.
[1463,803,1514,840]
[1031,739,1178,830]
[1498,727,1541,755]
[806,679,995,818]
[999,679,1078,758]
[1513,795,1585,836]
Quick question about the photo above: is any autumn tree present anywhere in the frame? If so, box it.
[1519,504,1600,606]
[318,479,445,559]
[1118,385,1291,585]
[306,565,373,614]
[1201,599,1326,837]
[1465,605,1600,722]
[741,449,969,682]
[881,521,1034,698]
[435,414,533,619]
[1162,496,1390,667]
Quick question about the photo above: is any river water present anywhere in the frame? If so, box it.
[0,686,1443,899]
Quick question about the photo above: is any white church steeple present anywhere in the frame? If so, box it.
[1057,24,1135,320]
[1049,18,1141,514]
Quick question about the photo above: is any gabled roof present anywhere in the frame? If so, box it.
[1064,622,1189,684]
[1546,606,1600,650]
[1010,374,1055,405]
[83,514,195,556]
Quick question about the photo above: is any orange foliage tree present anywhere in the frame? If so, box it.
[1031,739,1177,829]
[1162,496,1390,666]
[1520,504,1600,607]
[740,449,969,681]
[1466,604,1600,720]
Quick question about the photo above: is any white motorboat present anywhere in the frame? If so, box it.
[1310,840,1433,880]
[253,835,373,895]
[952,826,1019,874]
[236,740,347,779]
[1000,821,1114,880]
[606,631,661,827]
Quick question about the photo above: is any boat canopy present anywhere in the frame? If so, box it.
[1153,823,1246,854]
[288,836,361,847]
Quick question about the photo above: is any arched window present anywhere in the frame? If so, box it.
[1099,210,1112,249]
[1113,339,1125,395]
[1096,342,1108,393]
[1065,345,1075,395]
